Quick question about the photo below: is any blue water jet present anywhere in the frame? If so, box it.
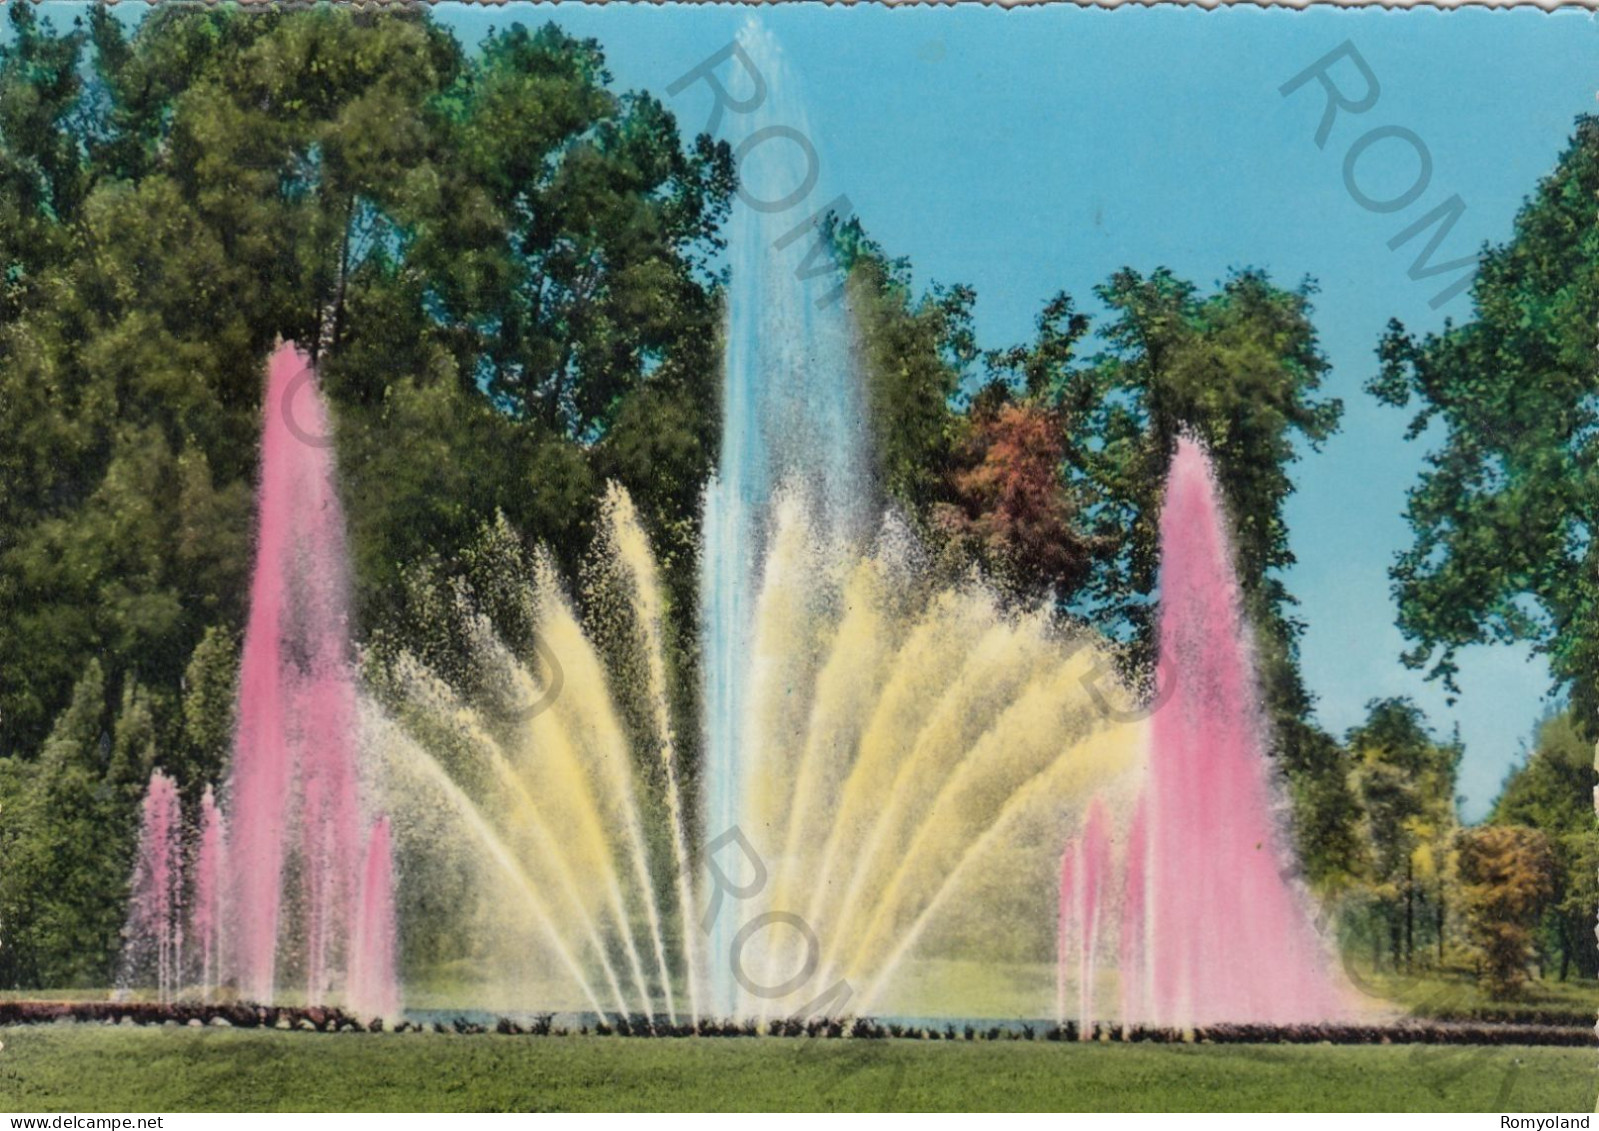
[700,22,873,1017]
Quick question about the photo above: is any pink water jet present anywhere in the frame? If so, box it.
[289,382,362,1005]
[125,771,184,1002]
[191,786,225,1000]
[222,341,397,1013]
[226,344,303,1002]
[1140,436,1352,1025]
[1058,438,1353,1028]
[349,818,401,1021]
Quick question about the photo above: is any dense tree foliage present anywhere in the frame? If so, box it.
[830,217,974,519]
[933,398,1099,599]
[1371,117,1599,726]
[1074,269,1343,660]
[0,4,731,986]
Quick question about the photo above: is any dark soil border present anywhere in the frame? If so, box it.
[1,1002,1594,1045]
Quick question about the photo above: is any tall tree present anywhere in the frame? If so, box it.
[1347,697,1462,970]
[1066,268,1352,880]
[1370,116,1599,726]
[0,661,132,987]
[1073,268,1342,679]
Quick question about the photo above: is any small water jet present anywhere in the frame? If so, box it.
[1057,800,1111,1036]
[349,818,400,1021]
[121,771,183,1003]
[191,786,225,1001]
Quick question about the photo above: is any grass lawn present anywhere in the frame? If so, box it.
[1347,966,1599,1023]
[0,1026,1591,1112]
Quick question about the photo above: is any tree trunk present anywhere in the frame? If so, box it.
[320,192,355,364]
[1435,889,1445,965]
[1404,859,1415,970]
[332,195,354,353]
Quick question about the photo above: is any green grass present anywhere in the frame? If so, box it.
[1343,964,1599,1023]
[1,1026,1592,1112]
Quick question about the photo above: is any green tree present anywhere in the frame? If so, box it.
[0,661,135,988]
[1370,116,1599,726]
[1283,723,1367,891]
[1074,268,1341,687]
[178,626,238,803]
[1492,710,1599,980]
[1347,697,1462,970]
[831,216,975,520]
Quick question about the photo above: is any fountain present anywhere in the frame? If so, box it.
[1053,439,1356,1028]
[229,342,373,1008]
[119,353,1354,1029]
[370,481,1146,1020]
[116,27,1357,1030]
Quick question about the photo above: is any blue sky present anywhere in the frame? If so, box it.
[50,2,1598,816]
[434,3,1594,818]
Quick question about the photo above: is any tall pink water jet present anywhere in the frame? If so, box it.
[125,771,184,1002]
[348,818,400,1021]
[1144,436,1352,1025]
[225,341,395,1012]
[191,786,225,1001]
[227,344,304,1002]
[288,366,362,1005]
